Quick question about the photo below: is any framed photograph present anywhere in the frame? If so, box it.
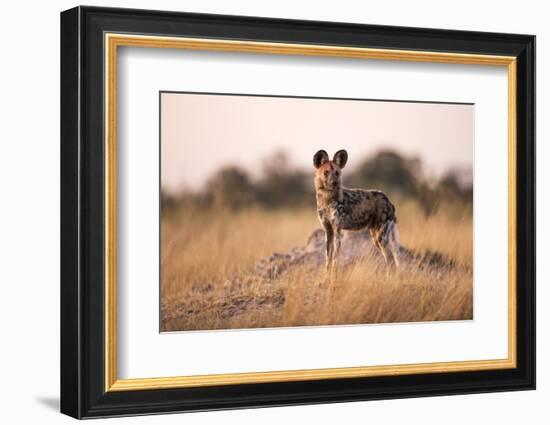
[60,6,535,419]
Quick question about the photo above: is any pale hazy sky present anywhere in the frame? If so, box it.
[161,93,473,194]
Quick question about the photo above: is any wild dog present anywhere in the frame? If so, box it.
[313,149,400,273]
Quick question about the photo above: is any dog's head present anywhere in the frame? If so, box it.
[313,149,348,191]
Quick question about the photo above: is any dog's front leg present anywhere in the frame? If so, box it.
[323,222,334,273]
[333,228,342,271]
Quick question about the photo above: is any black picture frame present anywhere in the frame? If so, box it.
[60,5,535,419]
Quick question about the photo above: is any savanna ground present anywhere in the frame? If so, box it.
[160,199,472,332]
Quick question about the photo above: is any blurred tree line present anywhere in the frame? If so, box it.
[162,150,472,217]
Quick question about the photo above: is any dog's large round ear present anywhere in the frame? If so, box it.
[333,149,348,168]
[313,150,330,168]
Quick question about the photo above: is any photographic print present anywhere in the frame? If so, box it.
[160,92,474,332]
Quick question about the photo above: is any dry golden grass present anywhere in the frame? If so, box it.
[160,201,472,331]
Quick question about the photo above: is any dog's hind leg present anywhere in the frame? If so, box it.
[387,221,400,267]
[370,229,389,264]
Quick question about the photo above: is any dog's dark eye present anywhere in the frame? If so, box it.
[324,170,329,177]
[335,171,340,177]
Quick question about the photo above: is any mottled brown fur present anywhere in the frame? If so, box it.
[313,149,400,272]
